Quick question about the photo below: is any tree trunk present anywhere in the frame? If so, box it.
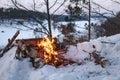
[46,0,52,38]
[88,0,91,41]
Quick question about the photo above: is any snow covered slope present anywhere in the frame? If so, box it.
[0,33,120,80]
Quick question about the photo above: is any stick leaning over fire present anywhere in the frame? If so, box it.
[0,30,20,57]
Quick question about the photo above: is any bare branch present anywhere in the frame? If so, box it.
[11,0,21,9]
[92,9,119,27]
[31,16,49,33]
[16,2,29,10]
[78,2,119,27]
[92,1,116,16]
[51,0,67,20]
[79,1,116,17]
[111,0,120,4]
[11,0,29,11]
[10,0,49,34]
[52,0,67,15]
[49,0,58,9]
[44,0,47,3]
[21,24,48,35]
[14,19,48,34]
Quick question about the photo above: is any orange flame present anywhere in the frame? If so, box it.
[37,37,59,66]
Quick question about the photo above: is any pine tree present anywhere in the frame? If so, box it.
[65,0,83,21]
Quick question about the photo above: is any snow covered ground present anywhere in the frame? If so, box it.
[0,0,120,79]
[0,34,120,80]
[0,18,120,80]
[0,29,120,80]
[0,20,35,47]
[0,19,101,47]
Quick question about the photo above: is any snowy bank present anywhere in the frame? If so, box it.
[0,33,120,80]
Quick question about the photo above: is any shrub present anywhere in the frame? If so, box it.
[98,12,120,36]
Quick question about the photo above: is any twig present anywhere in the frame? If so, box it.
[101,41,115,44]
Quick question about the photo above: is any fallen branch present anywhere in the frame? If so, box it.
[91,51,105,68]
[0,30,20,57]
[82,45,105,68]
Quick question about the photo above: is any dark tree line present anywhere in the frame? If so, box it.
[0,8,46,20]
[0,7,86,22]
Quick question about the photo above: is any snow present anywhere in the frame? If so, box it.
[0,19,101,48]
[0,0,120,79]
[0,25,34,47]
[0,29,120,80]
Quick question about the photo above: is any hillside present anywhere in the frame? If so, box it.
[0,33,120,80]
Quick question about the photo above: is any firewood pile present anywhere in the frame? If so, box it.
[14,37,76,68]
[15,38,67,58]
[0,31,106,68]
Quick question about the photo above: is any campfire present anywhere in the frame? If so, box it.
[9,32,76,68]
[0,31,105,68]
[13,36,76,68]
[37,37,60,66]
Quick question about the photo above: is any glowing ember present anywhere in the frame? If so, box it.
[37,37,59,66]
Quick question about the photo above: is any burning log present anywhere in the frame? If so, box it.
[0,30,20,57]
[15,38,66,58]
[37,37,77,67]
[37,37,60,67]
[15,37,75,68]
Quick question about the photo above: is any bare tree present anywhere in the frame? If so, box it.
[91,1,116,16]
[10,0,67,38]
[72,0,120,40]
[90,1,120,26]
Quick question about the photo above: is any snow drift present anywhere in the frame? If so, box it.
[0,34,120,80]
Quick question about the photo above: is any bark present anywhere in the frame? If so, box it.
[88,0,91,41]
[46,0,52,38]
